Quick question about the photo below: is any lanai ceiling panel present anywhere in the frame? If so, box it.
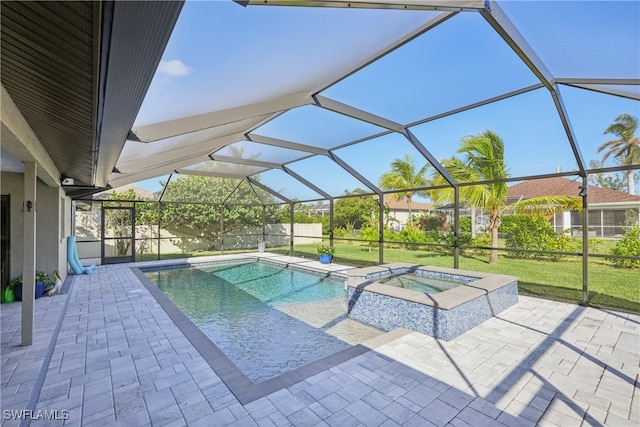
[180,159,268,179]
[257,169,325,202]
[558,86,640,168]
[321,10,539,124]
[286,155,377,197]
[212,141,311,165]
[113,115,271,187]
[410,88,580,178]
[499,1,640,80]
[333,133,429,186]
[253,105,387,150]
[160,175,242,203]
[133,1,442,126]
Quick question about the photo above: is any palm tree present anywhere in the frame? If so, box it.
[379,154,430,227]
[430,130,581,265]
[599,113,639,195]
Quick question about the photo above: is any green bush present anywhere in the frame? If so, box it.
[397,227,429,250]
[607,226,640,268]
[461,233,491,256]
[501,215,578,261]
[359,225,379,250]
[458,216,471,233]
[415,214,440,231]
[333,227,354,239]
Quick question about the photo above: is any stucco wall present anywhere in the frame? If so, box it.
[1,172,69,284]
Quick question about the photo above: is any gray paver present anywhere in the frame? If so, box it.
[1,258,638,427]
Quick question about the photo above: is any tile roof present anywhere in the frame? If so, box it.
[507,177,640,204]
[384,195,433,211]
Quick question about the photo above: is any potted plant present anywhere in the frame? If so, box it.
[317,244,335,264]
[9,271,53,301]
[257,240,266,253]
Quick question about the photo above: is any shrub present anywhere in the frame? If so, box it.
[501,215,578,261]
[397,227,428,249]
[359,225,379,250]
[607,226,640,268]
[333,227,354,239]
[415,214,440,231]
[462,233,491,256]
[458,216,471,233]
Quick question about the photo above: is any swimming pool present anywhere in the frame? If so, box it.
[346,263,518,340]
[377,272,464,294]
[143,260,382,383]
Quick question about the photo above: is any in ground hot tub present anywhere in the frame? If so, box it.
[346,263,518,341]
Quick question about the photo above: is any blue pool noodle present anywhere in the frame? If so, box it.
[67,235,96,275]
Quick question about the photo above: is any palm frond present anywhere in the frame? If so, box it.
[509,195,582,215]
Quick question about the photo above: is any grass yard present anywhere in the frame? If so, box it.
[271,242,640,313]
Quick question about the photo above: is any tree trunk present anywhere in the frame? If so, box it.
[489,225,499,265]
[628,169,635,195]
[470,205,476,238]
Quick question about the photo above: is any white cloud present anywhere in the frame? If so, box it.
[158,59,192,76]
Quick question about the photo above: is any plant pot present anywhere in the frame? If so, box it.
[258,242,266,253]
[2,287,15,303]
[319,254,333,264]
[14,283,46,301]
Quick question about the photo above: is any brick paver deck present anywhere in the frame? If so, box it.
[1,255,638,426]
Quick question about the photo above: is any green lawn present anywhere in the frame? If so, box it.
[270,243,640,313]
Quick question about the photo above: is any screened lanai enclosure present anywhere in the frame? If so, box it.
[63,0,639,311]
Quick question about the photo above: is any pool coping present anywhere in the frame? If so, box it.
[346,262,519,310]
[130,255,409,404]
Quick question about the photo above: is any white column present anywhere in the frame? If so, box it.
[562,211,572,234]
[22,162,37,346]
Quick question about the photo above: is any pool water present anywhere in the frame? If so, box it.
[145,261,382,382]
[377,272,464,294]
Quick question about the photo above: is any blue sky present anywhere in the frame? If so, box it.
[132,0,639,199]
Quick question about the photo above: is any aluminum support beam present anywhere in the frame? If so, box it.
[581,177,589,305]
[282,166,333,200]
[408,84,544,128]
[480,1,587,175]
[158,173,173,202]
[313,95,405,133]
[378,198,384,264]
[245,134,329,155]
[209,154,282,170]
[247,177,293,204]
[453,186,460,269]
[550,84,587,174]
[220,205,225,253]
[329,199,335,248]
[238,1,484,12]
[175,169,258,180]
[479,1,553,89]
[558,83,640,102]
[222,179,246,205]
[404,129,457,187]
[290,203,295,256]
[553,78,640,86]
[328,152,382,195]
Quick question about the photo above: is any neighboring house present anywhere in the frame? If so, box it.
[507,177,640,238]
[435,203,488,234]
[306,203,331,217]
[384,197,433,231]
[302,198,434,231]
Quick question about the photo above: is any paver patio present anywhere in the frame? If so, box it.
[1,255,638,426]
